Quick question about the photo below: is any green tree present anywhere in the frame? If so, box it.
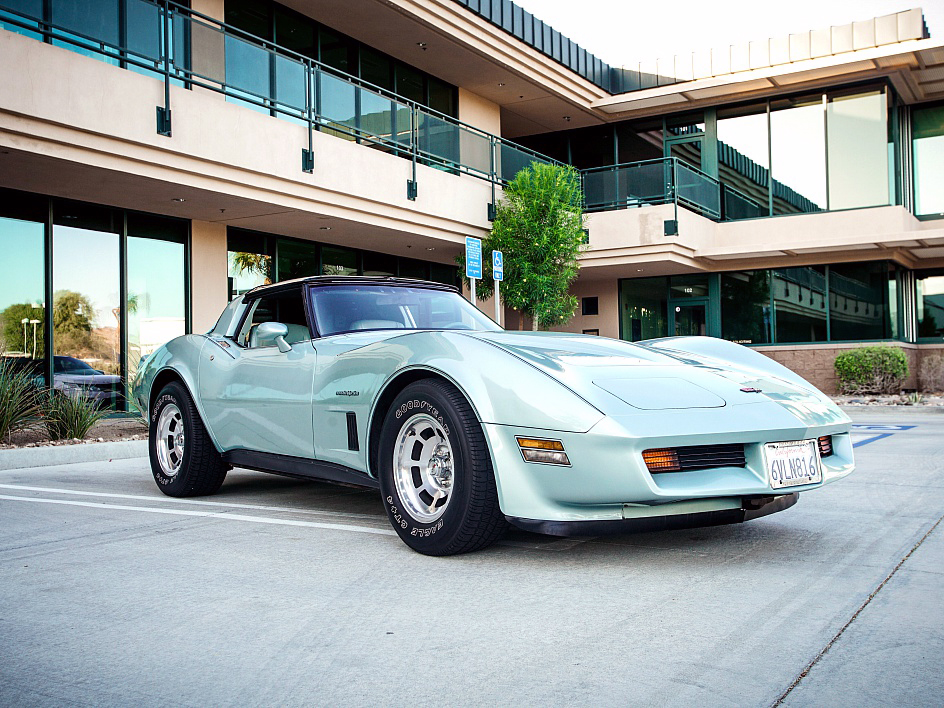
[0,303,46,357]
[232,252,273,284]
[52,290,94,335]
[460,163,585,330]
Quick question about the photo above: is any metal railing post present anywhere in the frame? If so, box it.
[156,1,172,136]
[302,61,314,172]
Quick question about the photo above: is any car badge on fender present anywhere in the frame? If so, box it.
[740,387,763,393]
[336,390,360,396]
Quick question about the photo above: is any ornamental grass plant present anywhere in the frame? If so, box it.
[0,358,42,442]
[43,390,109,441]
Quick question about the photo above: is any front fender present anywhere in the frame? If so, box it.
[370,332,604,433]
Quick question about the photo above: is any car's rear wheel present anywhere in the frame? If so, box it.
[149,381,228,497]
[378,379,506,555]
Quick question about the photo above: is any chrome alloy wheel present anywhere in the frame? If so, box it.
[393,413,454,523]
[155,403,186,477]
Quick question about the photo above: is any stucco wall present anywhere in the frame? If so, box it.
[191,221,229,333]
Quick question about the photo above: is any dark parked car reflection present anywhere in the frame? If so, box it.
[1,355,122,408]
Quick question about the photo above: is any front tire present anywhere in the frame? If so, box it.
[149,381,228,497]
[378,379,506,555]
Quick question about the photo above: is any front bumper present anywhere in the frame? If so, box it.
[508,493,797,537]
[483,401,854,524]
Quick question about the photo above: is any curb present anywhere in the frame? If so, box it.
[0,440,148,471]
[839,405,944,416]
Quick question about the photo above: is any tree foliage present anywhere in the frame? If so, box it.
[460,162,585,330]
[232,252,273,283]
[0,302,45,356]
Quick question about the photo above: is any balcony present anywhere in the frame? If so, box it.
[0,0,555,188]
[581,157,768,222]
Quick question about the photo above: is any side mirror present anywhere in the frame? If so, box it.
[256,321,292,353]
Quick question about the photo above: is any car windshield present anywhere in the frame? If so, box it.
[310,284,502,336]
[55,357,96,374]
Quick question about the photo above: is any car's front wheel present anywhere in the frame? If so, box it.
[378,379,507,555]
[149,381,228,497]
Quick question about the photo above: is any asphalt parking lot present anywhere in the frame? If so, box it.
[1,410,942,707]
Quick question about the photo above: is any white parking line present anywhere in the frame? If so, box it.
[0,483,383,521]
[0,494,397,536]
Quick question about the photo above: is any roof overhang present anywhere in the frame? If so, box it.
[593,38,944,119]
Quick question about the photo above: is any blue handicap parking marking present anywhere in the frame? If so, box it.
[849,424,917,449]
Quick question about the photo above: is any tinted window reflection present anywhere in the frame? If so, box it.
[770,97,826,214]
[52,224,121,409]
[772,267,827,342]
[829,262,892,341]
[721,271,771,344]
[0,217,45,370]
[620,277,667,341]
[917,270,944,339]
[913,105,944,217]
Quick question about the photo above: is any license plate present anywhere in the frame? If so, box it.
[765,439,822,489]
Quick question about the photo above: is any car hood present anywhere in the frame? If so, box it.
[468,331,844,428]
[57,373,122,384]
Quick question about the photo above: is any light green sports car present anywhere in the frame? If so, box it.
[133,276,854,555]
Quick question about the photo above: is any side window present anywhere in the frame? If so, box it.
[237,289,311,348]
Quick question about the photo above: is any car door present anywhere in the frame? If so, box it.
[198,285,316,459]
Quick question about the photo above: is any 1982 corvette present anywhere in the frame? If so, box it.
[133,276,854,555]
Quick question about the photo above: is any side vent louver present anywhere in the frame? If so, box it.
[346,412,359,451]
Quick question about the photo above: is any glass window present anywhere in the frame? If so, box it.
[581,297,599,316]
[360,47,392,92]
[720,271,771,344]
[321,245,358,276]
[717,105,769,217]
[319,27,355,75]
[228,230,272,299]
[429,263,458,286]
[827,90,889,210]
[828,262,892,341]
[126,217,186,389]
[427,78,456,118]
[398,258,429,280]
[771,266,827,342]
[669,274,708,299]
[52,208,121,409]
[913,104,944,217]
[225,0,271,40]
[319,70,357,140]
[274,8,315,59]
[396,64,424,104]
[0,216,46,372]
[917,269,944,339]
[567,125,614,170]
[239,289,309,347]
[770,96,826,214]
[363,252,396,277]
[276,238,319,282]
[620,277,667,342]
[615,119,662,164]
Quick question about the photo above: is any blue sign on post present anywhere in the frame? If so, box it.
[465,237,482,279]
[492,250,503,281]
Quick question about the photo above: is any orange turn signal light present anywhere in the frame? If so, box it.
[643,448,681,472]
[516,437,565,451]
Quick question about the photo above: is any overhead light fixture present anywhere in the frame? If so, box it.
[172,197,186,202]
[497,82,506,87]
[563,116,571,121]
[416,42,427,50]
[426,247,435,251]
[319,226,332,230]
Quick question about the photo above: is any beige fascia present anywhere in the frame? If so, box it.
[0,31,495,252]
[389,0,607,106]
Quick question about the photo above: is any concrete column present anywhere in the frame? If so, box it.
[191,221,228,333]
[458,88,501,136]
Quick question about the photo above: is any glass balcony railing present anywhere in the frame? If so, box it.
[581,157,771,222]
[0,0,557,188]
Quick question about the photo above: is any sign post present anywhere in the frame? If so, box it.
[492,250,503,324]
[465,236,482,307]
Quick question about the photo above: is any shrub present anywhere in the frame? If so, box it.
[834,345,909,395]
[43,391,109,441]
[0,358,42,441]
[919,353,944,393]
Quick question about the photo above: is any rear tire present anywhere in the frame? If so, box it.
[149,381,228,497]
[378,379,506,555]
